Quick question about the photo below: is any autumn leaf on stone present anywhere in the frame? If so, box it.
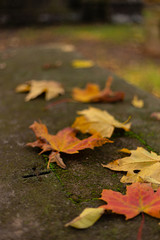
[103,147,160,190]
[42,61,62,70]
[66,183,160,240]
[59,44,75,52]
[27,121,111,169]
[44,43,75,52]
[65,208,105,229]
[72,107,131,138]
[72,77,124,103]
[0,62,6,70]
[131,95,144,108]
[72,60,94,68]
[151,112,160,120]
[100,182,160,219]
[118,148,131,154]
[15,80,64,101]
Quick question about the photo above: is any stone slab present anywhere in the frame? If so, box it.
[0,45,160,240]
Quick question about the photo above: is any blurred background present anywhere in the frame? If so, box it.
[0,0,160,96]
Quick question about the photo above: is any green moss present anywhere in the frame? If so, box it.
[111,173,118,178]
[125,131,156,152]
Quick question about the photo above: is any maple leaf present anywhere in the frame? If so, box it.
[103,147,160,190]
[16,80,64,101]
[100,183,160,219]
[132,95,144,108]
[72,60,94,68]
[72,77,124,103]
[27,121,111,169]
[72,107,131,138]
[42,61,62,70]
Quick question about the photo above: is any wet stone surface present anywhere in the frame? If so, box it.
[1,45,160,240]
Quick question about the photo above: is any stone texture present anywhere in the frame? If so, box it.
[0,45,160,240]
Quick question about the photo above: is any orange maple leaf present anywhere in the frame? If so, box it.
[72,77,124,103]
[100,182,160,220]
[27,121,112,169]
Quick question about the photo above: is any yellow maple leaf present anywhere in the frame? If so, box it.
[73,83,100,102]
[16,80,64,101]
[131,95,144,108]
[72,60,94,68]
[72,107,131,138]
[103,147,160,190]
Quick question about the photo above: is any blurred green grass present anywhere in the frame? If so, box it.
[121,63,160,96]
[18,24,144,43]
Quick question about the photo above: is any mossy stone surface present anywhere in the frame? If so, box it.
[1,45,160,240]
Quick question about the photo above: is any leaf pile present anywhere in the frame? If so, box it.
[16,80,64,101]
[72,77,125,103]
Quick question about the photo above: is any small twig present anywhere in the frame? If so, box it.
[45,98,74,110]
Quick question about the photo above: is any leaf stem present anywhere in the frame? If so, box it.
[137,213,145,240]
[45,98,74,110]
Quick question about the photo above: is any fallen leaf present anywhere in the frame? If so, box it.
[43,44,75,52]
[27,121,111,169]
[132,95,144,108]
[72,77,125,103]
[16,80,64,101]
[72,107,131,138]
[151,112,160,120]
[60,44,75,52]
[100,183,160,219]
[103,147,160,190]
[72,60,94,68]
[0,62,7,70]
[118,148,131,154]
[42,61,62,70]
[65,208,105,229]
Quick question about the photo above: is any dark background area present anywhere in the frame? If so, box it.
[0,0,144,26]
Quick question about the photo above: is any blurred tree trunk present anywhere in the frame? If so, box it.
[144,5,160,56]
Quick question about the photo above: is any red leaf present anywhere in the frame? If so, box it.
[100,183,160,220]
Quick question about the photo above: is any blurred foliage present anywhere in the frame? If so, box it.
[120,63,160,96]
[1,20,159,96]
[17,24,144,44]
